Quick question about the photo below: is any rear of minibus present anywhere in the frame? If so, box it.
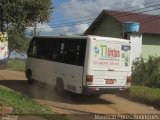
[83,36,131,95]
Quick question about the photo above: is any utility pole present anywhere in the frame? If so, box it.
[0,0,5,32]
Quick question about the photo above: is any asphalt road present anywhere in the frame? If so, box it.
[0,70,159,120]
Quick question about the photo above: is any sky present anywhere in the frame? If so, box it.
[29,0,160,36]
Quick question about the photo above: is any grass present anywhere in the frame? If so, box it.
[128,85,160,107]
[6,59,26,71]
[0,85,67,120]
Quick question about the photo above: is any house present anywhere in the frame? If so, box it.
[84,10,160,59]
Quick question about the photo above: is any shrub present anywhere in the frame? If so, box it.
[132,56,160,88]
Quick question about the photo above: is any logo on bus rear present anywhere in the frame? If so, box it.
[94,44,120,59]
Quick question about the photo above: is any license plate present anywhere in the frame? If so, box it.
[105,79,116,84]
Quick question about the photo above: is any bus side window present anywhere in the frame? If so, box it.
[60,43,64,53]
[52,41,63,62]
[27,41,33,57]
[36,41,45,59]
[75,43,80,65]
[64,41,80,65]
[79,40,86,66]
[57,42,65,62]
[29,40,38,58]
[76,45,80,55]
[32,45,37,57]
[41,41,51,60]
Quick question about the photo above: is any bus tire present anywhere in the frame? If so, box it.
[55,79,65,95]
[26,70,34,84]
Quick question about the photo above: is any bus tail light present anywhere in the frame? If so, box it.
[86,75,93,85]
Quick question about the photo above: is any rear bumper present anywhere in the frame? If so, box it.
[83,86,129,95]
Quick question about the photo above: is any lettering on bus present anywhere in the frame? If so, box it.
[93,60,120,66]
[94,44,120,59]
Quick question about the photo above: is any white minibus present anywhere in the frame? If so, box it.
[25,35,131,95]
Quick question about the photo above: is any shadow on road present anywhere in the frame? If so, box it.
[0,80,113,105]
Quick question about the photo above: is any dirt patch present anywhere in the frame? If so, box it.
[118,91,160,110]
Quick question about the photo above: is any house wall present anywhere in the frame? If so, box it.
[142,34,160,59]
[129,34,142,62]
[91,16,123,38]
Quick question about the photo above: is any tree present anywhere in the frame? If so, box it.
[0,0,52,52]
[7,25,29,53]
[1,0,52,27]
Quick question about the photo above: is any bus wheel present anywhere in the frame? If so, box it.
[27,70,34,84]
[55,79,64,95]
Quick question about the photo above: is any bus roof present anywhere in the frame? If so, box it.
[33,35,88,39]
[33,35,130,43]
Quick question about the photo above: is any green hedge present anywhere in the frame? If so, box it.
[132,56,160,88]
[129,85,160,105]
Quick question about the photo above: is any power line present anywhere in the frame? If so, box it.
[51,0,160,25]
[29,0,160,36]
[113,4,160,18]
[53,0,159,11]
[116,0,160,12]
[53,0,86,11]
[52,14,98,23]
[53,0,160,20]
[49,5,159,28]
[35,9,160,36]
[50,18,95,26]
[36,21,92,29]
[35,4,160,30]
